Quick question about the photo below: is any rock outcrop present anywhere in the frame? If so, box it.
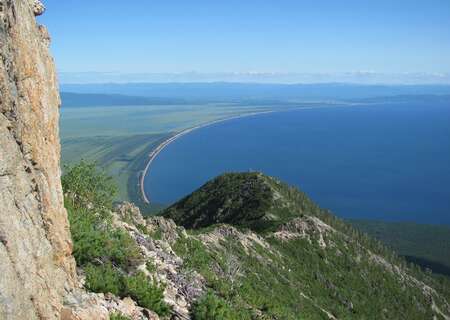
[0,0,76,319]
[111,204,205,319]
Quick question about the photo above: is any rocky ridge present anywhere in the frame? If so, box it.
[62,186,450,319]
[112,204,206,319]
[61,202,205,320]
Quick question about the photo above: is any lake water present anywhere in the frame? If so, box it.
[145,103,450,224]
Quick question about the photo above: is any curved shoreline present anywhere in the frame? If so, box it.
[140,110,275,203]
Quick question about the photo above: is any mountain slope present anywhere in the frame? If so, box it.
[163,173,450,319]
[61,165,450,319]
[350,220,450,277]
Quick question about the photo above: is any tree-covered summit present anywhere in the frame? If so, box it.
[163,172,327,232]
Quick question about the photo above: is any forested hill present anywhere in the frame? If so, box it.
[161,172,450,319]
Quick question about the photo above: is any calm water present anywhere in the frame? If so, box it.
[145,103,450,224]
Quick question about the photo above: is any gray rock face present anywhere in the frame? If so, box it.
[0,0,76,319]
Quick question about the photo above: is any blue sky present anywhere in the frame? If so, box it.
[40,0,450,78]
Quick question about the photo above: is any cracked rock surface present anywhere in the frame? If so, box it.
[0,0,76,319]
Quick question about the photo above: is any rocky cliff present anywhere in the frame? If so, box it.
[0,0,76,319]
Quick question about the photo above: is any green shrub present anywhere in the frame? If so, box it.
[146,258,157,273]
[68,205,107,265]
[136,223,148,235]
[62,160,117,212]
[192,292,236,320]
[84,263,123,296]
[63,161,143,270]
[67,204,143,270]
[147,226,163,240]
[107,229,143,268]
[63,161,170,316]
[84,264,170,317]
[110,312,131,320]
[123,272,170,316]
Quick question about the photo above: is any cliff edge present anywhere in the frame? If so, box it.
[0,0,76,319]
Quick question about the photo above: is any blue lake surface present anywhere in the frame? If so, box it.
[145,103,450,224]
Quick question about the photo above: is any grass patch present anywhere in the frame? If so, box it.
[85,263,123,296]
[123,272,169,316]
[84,265,169,317]
[110,312,131,320]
